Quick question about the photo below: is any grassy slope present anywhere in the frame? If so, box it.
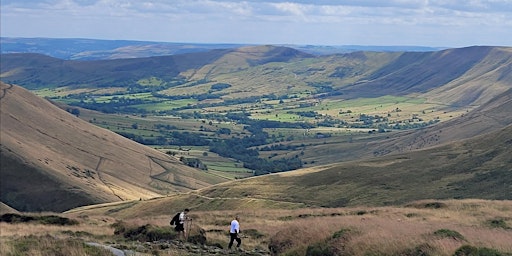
[368,87,512,156]
[3,46,510,104]
[0,51,227,89]
[0,46,311,90]
[196,124,512,207]
[0,152,98,212]
[0,202,19,214]
[424,47,512,106]
[0,82,228,212]
[65,123,512,218]
[1,45,511,213]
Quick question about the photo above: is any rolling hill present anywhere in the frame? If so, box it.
[0,37,442,60]
[63,85,512,217]
[368,87,512,156]
[67,121,512,218]
[0,46,312,90]
[0,37,249,60]
[0,82,228,212]
[1,44,511,213]
[342,46,512,104]
[1,46,510,107]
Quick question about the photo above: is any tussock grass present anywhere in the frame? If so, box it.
[1,200,511,255]
[0,235,114,256]
[111,220,179,242]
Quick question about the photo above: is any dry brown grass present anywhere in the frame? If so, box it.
[1,83,228,212]
[0,219,114,238]
[1,199,511,255]
[193,200,512,255]
[0,235,115,256]
[97,199,511,255]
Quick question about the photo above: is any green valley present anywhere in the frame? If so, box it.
[3,45,511,178]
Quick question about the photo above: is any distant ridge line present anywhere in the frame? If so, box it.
[1,37,444,60]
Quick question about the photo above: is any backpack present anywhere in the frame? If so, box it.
[170,212,180,226]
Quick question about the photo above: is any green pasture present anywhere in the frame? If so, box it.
[101,125,162,138]
[88,114,144,127]
[203,157,254,179]
[92,92,157,102]
[249,95,446,126]
[131,99,197,111]
[34,86,130,99]
[55,98,81,105]
[137,77,165,86]
[316,95,425,111]
[33,88,59,97]
[204,161,252,173]
[252,111,306,122]
[152,146,253,179]
[160,83,212,96]
[206,169,253,179]
[262,127,356,139]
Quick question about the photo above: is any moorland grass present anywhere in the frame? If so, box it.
[2,200,512,255]
[0,235,114,256]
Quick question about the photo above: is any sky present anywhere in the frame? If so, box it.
[1,0,511,47]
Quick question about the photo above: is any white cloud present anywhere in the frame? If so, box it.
[1,0,511,46]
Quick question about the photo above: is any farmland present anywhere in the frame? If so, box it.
[35,84,459,178]
[6,45,504,179]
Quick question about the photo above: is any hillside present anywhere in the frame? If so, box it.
[1,45,511,212]
[0,46,311,90]
[67,122,512,218]
[343,47,512,105]
[0,52,227,89]
[368,87,512,156]
[0,82,228,212]
[1,46,510,105]
[0,202,19,214]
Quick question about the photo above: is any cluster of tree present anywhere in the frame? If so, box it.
[358,114,389,125]
[209,123,305,175]
[295,111,318,118]
[216,127,232,135]
[170,131,209,146]
[65,108,80,117]
[244,156,303,176]
[317,118,346,127]
[115,118,304,175]
[117,132,169,145]
[70,98,150,114]
[209,83,231,92]
[179,157,207,170]
[245,118,315,130]
[391,120,440,130]
[259,143,300,151]
[209,137,302,175]
[154,124,178,130]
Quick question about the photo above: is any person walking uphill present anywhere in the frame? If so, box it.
[228,215,241,250]
[170,208,190,240]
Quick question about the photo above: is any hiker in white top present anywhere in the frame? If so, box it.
[228,215,241,249]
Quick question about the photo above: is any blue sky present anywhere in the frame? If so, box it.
[1,0,511,47]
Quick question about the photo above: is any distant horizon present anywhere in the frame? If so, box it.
[1,1,511,48]
[1,37,454,61]
[1,36,455,49]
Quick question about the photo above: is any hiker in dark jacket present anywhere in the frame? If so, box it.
[172,208,189,240]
